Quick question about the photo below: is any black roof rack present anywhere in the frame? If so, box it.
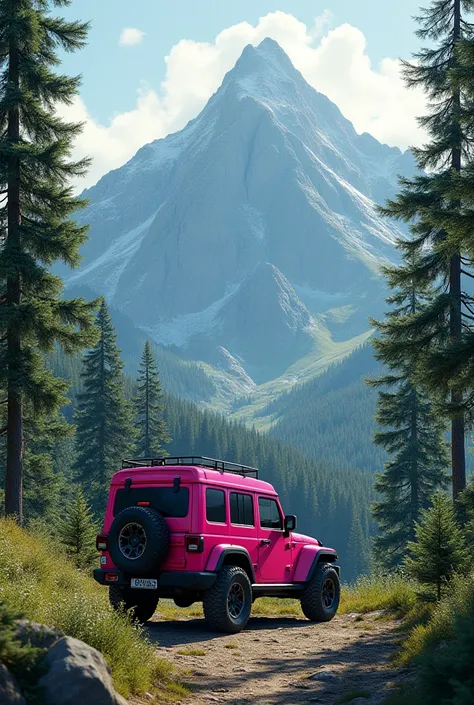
[121,455,259,479]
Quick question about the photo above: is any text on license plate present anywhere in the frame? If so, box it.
[131,578,157,590]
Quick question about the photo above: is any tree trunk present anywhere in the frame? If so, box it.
[450,0,466,500]
[5,30,23,522]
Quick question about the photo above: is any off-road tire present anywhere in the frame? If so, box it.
[203,566,252,634]
[108,506,170,576]
[109,585,159,624]
[300,563,340,622]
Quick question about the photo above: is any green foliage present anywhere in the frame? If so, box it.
[339,574,418,617]
[378,0,474,499]
[0,0,97,519]
[57,488,97,569]
[135,341,170,457]
[404,493,469,600]
[369,272,449,568]
[0,600,44,698]
[74,300,136,512]
[0,518,185,699]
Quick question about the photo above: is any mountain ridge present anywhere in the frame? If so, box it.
[64,38,416,400]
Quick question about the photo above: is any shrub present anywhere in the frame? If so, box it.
[0,518,185,699]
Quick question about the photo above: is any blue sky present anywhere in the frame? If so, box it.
[57,1,427,188]
[62,0,421,125]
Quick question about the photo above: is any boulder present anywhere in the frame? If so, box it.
[15,620,64,650]
[0,663,25,705]
[39,636,127,705]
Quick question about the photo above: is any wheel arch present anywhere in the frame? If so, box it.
[293,547,339,583]
[206,546,255,583]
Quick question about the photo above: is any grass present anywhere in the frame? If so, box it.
[0,519,186,701]
[339,574,418,618]
[335,690,370,704]
[224,642,238,649]
[177,648,206,656]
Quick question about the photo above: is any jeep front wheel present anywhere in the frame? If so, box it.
[203,566,252,633]
[300,563,340,622]
[109,585,159,624]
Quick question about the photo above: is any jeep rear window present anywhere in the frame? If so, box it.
[230,492,254,526]
[206,488,226,523]
[258,497,283,530]
[113,487,189,518]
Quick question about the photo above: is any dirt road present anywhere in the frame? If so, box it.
[146,611,408,705]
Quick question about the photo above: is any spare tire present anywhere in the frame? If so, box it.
[108,506,170,576]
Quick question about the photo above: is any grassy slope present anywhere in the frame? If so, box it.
[0,519,186,701]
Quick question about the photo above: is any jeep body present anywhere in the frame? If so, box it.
[94,456,340,633]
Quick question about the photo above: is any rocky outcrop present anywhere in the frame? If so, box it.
[1,622,127,705]
[39,636,127,705]
[0,664,25,705]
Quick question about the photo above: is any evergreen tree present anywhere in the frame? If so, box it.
[0,0,96,521]
[57,488,97,569]
[135,341,170,457]
[405,492,468,600]
[74,300,135,511]
[369,269,449,568]
[379,0,474,499]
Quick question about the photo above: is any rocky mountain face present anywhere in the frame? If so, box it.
[65,38,415,386]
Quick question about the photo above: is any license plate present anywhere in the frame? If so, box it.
[131,578,157,590]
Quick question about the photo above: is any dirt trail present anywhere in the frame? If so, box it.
[146,612,409,705]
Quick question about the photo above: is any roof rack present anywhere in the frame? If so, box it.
[121,455,259,479]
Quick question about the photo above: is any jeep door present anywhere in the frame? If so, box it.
[257,496,292,583]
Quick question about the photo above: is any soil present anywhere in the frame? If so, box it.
[145,611,410,705]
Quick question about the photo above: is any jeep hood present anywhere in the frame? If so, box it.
[292,532,320,546]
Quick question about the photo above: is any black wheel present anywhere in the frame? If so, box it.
[174,596,195,609]
[300,563,340,622]
[108,506,170,576]
[109,585,159,624]
[203,566,252,634]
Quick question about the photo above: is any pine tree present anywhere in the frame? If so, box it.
[379,0,474,499]
[74,299,136,511]
[135,341,170,457]
[369,267,449,568]
[0,0,96,521]
[405,492,468,600]
[57,488,97,569]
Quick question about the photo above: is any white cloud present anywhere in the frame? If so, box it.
[119,27,145,46]
[67,11,427,189]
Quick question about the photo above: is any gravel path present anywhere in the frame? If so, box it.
[145,611,408,705]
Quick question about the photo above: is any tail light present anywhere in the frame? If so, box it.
[105,573,118,582]
[96,534,108,551]
[185,535,204,553]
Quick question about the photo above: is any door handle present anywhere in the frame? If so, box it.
[260,539,271,546]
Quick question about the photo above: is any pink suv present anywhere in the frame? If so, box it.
[94,456,340,633]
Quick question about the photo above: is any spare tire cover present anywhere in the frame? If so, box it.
[108,506,170,576]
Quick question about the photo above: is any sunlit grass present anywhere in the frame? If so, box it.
[0,519,186,700]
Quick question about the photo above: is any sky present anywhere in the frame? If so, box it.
[57,0,427,188]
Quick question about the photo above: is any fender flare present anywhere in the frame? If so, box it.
[293,546,339,583]
[205,545,256,583]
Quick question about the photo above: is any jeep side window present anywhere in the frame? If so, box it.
[230,492,254,526]
[258,497,283,530]
[206,488,226,523]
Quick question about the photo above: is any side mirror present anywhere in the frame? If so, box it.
[284,514,297,537]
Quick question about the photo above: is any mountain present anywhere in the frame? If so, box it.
[64,38,416,395]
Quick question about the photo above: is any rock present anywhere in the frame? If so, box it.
[308,670,338,683]
[39,636,127,705]
[0,664,25,705]
[15,620,64,650]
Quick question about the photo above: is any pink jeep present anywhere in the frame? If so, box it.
[94,456,340,633]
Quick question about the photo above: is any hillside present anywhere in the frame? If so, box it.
[58,38,416,406]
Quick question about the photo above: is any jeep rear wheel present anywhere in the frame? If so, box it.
[109,585,159,624]
[108,506,170,576]
[300,563,340,622]
[203,566,252,634]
